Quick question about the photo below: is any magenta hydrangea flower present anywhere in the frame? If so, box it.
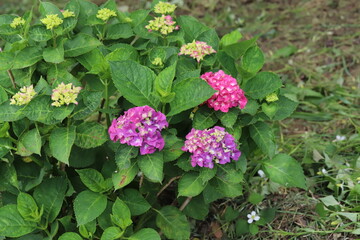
[108,106,168,155]
[201,70,248,112]
[182,126,241,168]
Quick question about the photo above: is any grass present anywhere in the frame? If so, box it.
[1,0,359,238]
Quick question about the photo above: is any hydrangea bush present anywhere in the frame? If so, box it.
[0,0,304,239]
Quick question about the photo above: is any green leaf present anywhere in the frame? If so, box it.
[243,72,282,99]
[110,60,159,109]
[215,108,240,128]
[319,195,339,207]
[12,47,43,69]
[19,128,42,155]
[249,122,276,158]
[106,44,138,61]
[168,77,216,116]
[0,205,37,237]
[193,106,217,130]
[75,122,107,149]
[76,168,107,193]
[115,144,138,169]
[64,33,102,57]
[129,228,161,240]
[220,30,243,48]
[0,51,14,71]
[178,173,205,197]
[0,102,25,122]
[162,130,184,162]
[156,206,190,240]
[248,192,264,205]
[43,43,65,64]
[177,15,209,42]
[33,177,67,222]
[112,162,139,190]
[197,29,219,51]
[217,164,243,184]
[272,96,298,120]
[101,227,123,240]
[0,137,12,158]
[111,198,132,229]
[249,224,259,235]
[262,103,278,121]
[211,176,243,198]
[77,48,109,76]
[263,153,307,189]
[59,232,83,240]
[17,192,41,222]
[224,36,258,60]
[182,196,209,220]
[74,190,107,226]
[122,188,151,216]
[154,63,176,97]
[39,1,62,16]
[224,206,240,222]
[29,25,52,42]
[137,151,163,183]
[49,126,76,164]
[241,46,264,73]
[235,219,249,236]
[106,23,134,40]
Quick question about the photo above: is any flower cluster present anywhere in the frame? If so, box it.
[10,85,36,106]
[182,126,241,168]
[154,1,177,14]
[265,92,279,102]
[51,82,81,107]
[40,14,63,30]
[201,70,247,112]
[96,8,117,22]
[179,40,216,62]
[108,106,168,155]
[61,10,75,18]
[10,17,25,29]
[145,15,179,35]
[152,57,163,66]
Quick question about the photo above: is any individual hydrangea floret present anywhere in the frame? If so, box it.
[182,126,241,168]
[265,92,279,102]
[179,40,216,62]
[152,57,163,66]
[154,1,177,14]
[51,82,81,107]
[201,70,248,112]
[145,15,179,35]
[10,85,36,106]
[40,14,63,30]
[108,106,168,155]
[96,8,117,22]
[10,17,25,29]
[61,9,75,18]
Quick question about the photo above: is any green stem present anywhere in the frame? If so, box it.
[103,78,111,127]
[51,30,57,48]
[130,35,140,46]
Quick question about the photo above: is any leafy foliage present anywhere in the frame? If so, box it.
[0,0,305,239]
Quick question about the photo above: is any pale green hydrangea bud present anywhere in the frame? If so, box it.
[154,2,177,14]
[152,57,163,66]
[265,93,279,102]
[51,82,82,107]
[62,10,75,18]
[40,14,63,30]
[179,40,216,62]
[96,8,117,22]
[145,15,179,35]
[10,85,36,106]
[10,17,25,29]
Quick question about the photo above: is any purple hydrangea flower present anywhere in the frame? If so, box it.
[109,106,168,155]
[182,126,241,168]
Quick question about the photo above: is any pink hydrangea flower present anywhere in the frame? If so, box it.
[108,106,168,155]
[182,126,241,168]
[178,40,216,62]
[201,70,247,112]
